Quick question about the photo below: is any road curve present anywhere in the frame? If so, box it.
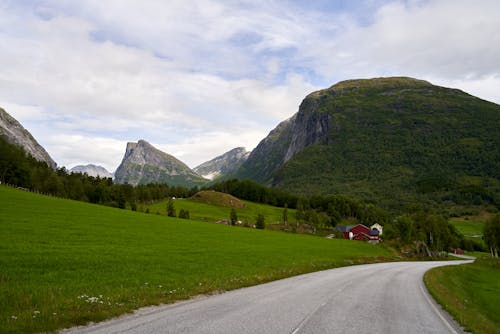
[63,260,470,334]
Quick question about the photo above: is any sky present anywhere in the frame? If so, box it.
[1,0,499,172]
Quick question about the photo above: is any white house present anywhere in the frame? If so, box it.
[370,223,383,236]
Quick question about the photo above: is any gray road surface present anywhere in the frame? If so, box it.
[64,260,470,334]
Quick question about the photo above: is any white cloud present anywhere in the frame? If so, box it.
[44,134,127,172]
[157,128,268,169]
[299,0,500,101]
[0,0,499,172]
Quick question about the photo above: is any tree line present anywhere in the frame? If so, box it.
[0,136,199,207]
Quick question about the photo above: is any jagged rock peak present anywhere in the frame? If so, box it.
[70,164,113,178]
[114,139,206,187]
[194,147,250,180]
[0,107,57,169]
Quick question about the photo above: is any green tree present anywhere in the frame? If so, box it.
[117,192,126,209]
[484,214,500,257]
[283,203,288,225]
[256,214,265,229]
[167,198,176,217]
[230,208,238,226]
[295,199,305,224]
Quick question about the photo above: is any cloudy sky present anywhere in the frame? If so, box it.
[1,0,499,172]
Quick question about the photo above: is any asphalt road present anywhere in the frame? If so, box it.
[64,260,471,334]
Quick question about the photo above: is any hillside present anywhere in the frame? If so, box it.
[144,191,297,225]
[0,107,56,169]
[0,185,390,333]
[114,140,207,187]
[236,77,500,210]
[191,190,246,208]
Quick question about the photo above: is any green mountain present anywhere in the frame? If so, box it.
[236,77,500,209]
[114,140,207,187]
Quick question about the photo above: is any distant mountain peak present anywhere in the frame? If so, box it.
[70,164,113,178]
[114,139,206,187]
[0,107,57,169]
[194,147,250,180]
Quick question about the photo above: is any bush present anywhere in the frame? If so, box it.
[178,209,190,219]
[256,214,265,229]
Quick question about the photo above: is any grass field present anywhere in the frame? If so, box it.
[424,257,500,334]
[142,194,298,225]
[0,186,392,333]
[449,218,486,249]
[449,219,485,237]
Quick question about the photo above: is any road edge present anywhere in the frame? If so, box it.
[421,261,473,334]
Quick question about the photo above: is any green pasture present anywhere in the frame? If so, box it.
[0,186,391,333]
[449,218,486,249]
[142,197,298,225]
[449,219,485,237]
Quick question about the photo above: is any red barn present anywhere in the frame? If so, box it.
[337,224,380,242]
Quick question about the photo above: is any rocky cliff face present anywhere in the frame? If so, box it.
[70,164,113,178]
[235,92,334,184]
[114,140,207,187]
[283,97,331,163]
[0,107,57,169]
[194,147,250,180]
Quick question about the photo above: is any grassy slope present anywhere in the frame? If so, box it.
[0,186,390,333]
[449,219,485,236]
[449,216,487,249]
[424,257,500,334]
[143,195,298,225]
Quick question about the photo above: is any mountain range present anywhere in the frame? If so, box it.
[2,76,499,209]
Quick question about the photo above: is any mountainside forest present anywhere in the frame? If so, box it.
[236,77,500,213]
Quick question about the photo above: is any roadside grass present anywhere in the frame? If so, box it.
[141,196,298,225]
[0,186,391,333]
[424,257,500,334]
[466,251,491,258]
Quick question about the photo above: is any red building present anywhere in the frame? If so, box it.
[337,224,380,242]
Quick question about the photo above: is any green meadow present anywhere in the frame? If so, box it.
[449,219,485,237]
[425,256,500,334]
[0,186,391,333]
[142,194,298,225]
[449,218,486,249]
